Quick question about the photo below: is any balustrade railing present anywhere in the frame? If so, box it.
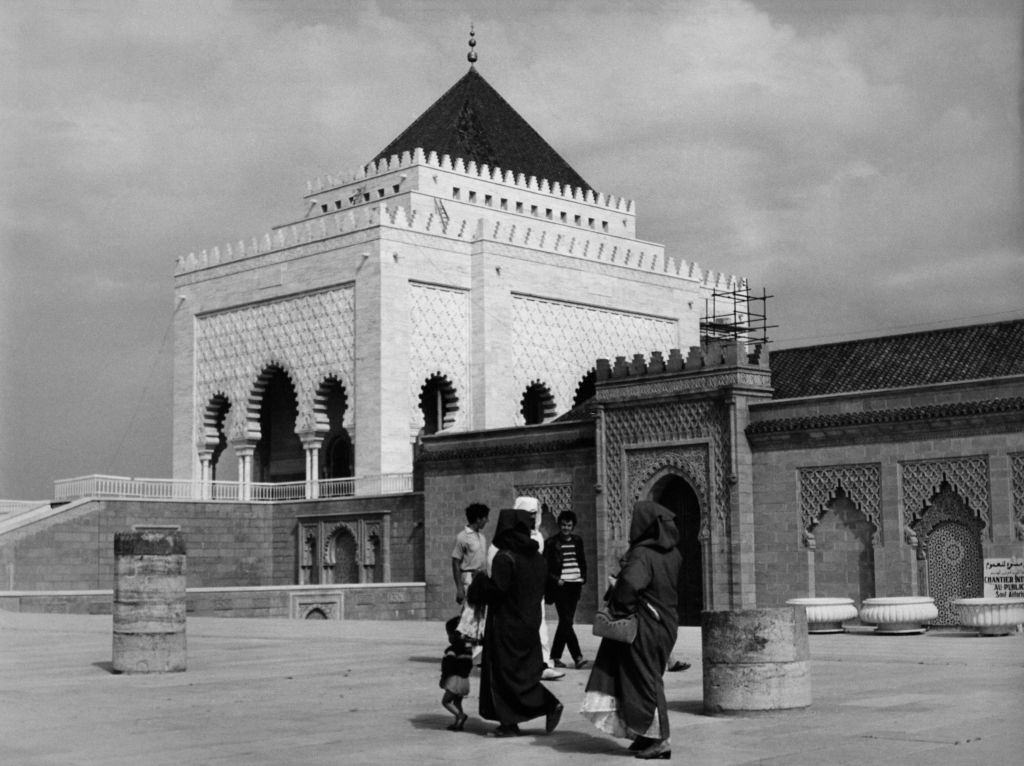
[53,473,414,502]
[0,500,49,516]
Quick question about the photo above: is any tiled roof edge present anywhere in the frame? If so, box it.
[746,396,1024,435]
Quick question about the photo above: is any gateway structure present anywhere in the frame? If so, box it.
[172,60,743,496]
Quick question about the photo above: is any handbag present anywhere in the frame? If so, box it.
[592,604,637,643]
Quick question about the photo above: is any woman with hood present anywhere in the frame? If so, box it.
[580,501,681,760]
[470,507,563,737]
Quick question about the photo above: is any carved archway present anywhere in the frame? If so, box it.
[521,380,556,424]
[647,472,704,626]
[419,373,459,435]
[910,480,985,625]
[323,522,360,584]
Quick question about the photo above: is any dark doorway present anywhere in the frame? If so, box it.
[651,475,703,626]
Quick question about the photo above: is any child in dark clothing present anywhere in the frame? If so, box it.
[440,616,473,731]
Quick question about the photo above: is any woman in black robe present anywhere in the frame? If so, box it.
[581,501,681,759]
[471,507,563,737]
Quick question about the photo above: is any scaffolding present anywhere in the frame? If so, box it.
[701,285,775,358]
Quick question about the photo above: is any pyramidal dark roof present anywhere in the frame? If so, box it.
[373,67,590,192]
[769,318,1024,399]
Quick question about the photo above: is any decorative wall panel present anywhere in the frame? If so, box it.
[604,400,728,541]
[511,295,676,423]
[194,286,355,439]
[1011,453,1024,541]
[408,283,470,432]
[900,456,991,543]
[514,482,574,538]
[626,444,711,540]
[798,464,882,545]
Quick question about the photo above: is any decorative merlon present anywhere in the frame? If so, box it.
[176,203,746,290]
[596,340,770,382]
[304,147,634,214]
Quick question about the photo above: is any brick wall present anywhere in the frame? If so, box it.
[419,422,597,621]
[0,494,424,593]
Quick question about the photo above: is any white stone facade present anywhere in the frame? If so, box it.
[172,149,744,485]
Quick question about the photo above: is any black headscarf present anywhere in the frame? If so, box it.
[492,508,536,555]
[628,501,679,551]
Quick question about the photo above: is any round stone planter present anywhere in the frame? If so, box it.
[859,596,938,634]
[952,597,1024,636]
[785,598,859,633]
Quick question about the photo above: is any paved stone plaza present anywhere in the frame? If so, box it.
[2,610,1021,765]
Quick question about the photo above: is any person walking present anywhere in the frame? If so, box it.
[451,503,489,645]
[544,510,589,669]
[581,501,681,760]
[439,616,473,731]
[471,508,563,737]
[512,496,565,681]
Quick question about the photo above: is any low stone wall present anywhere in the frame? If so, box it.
[0,583,427,620]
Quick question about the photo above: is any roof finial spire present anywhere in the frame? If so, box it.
[467,24,478,66]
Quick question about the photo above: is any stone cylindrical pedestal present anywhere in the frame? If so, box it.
[112,526,186,673]
[702,607,811,715]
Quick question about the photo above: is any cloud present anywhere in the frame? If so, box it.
[0,0,1020,496]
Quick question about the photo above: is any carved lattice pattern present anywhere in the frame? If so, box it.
[901,456,991,543]
[798,464,882,546]
[510,295,676,424]
[604,400,729,541]
[515,483,573,539]
[1011,453,1024,541]
[409,283,470,432]
[195,287,355,441]
[626,445,711,541]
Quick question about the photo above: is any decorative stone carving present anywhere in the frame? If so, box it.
[604,400,728,540]
[408,283,470,432]
[194,286,355,448]
[798,464,882,546]
[514,483,573,537]
[510,295,676,424]
[1011,453,1024,541]
[626,444,711,541]
[900,457,991,543]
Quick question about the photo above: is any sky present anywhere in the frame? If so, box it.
[1,0,1021,499]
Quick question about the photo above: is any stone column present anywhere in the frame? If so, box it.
[197,450,213,500]
[232,441,256,501]
[702,607,811,714]
[112,526,186,674]
[300,433,323,499]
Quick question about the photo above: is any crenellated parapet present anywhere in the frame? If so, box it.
[176,202,745,289]
[596,339,770,383]
[306,147,634,214]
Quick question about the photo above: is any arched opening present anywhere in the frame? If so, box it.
[254,365,303,482]
[911,481,985,625]
[419,373,458,435]
[317,377,353,478]
[572,368,597,408]
[815,489,875,603]
[201,394,231,480]
[650,474,703,626]
[521,381,556,425]
[305,608,328,620]
[326,526,359,584]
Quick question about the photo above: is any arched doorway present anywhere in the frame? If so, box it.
[650,474,703,626]
[910,481,985,625]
